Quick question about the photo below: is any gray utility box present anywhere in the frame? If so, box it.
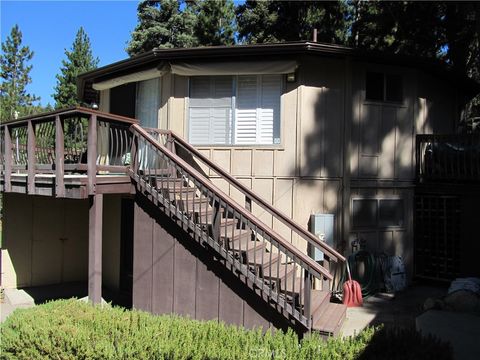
[308,214,334,262]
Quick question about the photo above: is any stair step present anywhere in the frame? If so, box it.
[223,230,253,252]
[156,177,185,189]
[309,290,331,315]
[312,302,347,337]
[165,186,198,196]
[243,243,267,264]
[279,276,303,295]
[217,218,239,235]
[201,218,238,237]
[177,196,210,212]
[263,262,295,280]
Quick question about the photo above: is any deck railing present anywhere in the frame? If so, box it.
[416,134,480,183]
[146,129,345,269]
[0,107,137,195]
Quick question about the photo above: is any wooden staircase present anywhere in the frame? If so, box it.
[130,125,347,335]
[0,108,346,335]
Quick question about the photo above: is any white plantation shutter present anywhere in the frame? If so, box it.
[259,75,281,144]
[235,76,258,144]
[189,74,281,145]
[189,76,232,144]
[235,75,281,145]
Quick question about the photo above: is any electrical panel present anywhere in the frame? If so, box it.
[308,214,334,262]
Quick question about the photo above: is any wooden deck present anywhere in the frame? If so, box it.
[0,173,131,198]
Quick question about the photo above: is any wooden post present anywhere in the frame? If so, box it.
[87,114,98,195]
[322,258,330,291]
[4,126,12,192]
[88,194,103,304]
[55,116,65,197]
[303,270,312,328]
[27,120,36,194]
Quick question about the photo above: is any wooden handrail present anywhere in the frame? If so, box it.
[151,128,345,264]
[131,124,333,281]
[1,106,139,127]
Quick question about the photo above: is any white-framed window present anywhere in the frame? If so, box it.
[136,78,161,129]
[188,74,282,145]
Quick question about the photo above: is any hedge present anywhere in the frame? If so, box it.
[0,299,452,360]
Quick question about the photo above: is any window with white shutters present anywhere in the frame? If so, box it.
[189,75,282,145]
[189,76,233,145]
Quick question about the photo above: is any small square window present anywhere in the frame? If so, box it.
[352,199,378,228]
[366,72,403,103]
[379,199,404,227]
[366,72,384,101]
[386,74,403,102]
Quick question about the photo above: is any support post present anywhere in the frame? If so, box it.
[303,270,312,327]
[27,120,36,194]
[87,114,98,195]
[88,194,103,304]
[4,126,12,192]
[55,116,65,197]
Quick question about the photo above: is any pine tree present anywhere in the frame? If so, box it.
[236,1,348,44]
[127,0,198,56]
[53,27,99,108]
[0,24,40,122]
[195,0,236,46]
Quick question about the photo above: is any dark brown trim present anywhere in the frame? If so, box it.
[77,41,480,102]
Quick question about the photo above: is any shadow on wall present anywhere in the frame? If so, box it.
[294,72,417,274]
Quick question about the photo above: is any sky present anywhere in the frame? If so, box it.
[1,0,139,106]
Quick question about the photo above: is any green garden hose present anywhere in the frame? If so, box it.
[335,250,380,299]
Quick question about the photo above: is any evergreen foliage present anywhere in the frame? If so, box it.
[0,24,40,122]
[0,299,453,360]
[53,27,99,109]
[195,0,236,46]
[127,0,236,56]
[236,1,348,44]
[127,0,198,56]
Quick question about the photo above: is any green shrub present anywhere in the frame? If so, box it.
[0,299,452,360]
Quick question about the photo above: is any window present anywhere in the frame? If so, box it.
[366,72,403,103]
[188,75,282,145]
[352,198,404,228]
[136,78,160,128]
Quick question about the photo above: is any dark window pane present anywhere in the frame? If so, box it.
[110,83,136,118]
[353,199,378,228]
[386,74,403,102]
[366,72,384,101]
[379,199,404,227]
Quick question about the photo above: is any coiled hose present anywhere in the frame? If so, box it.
[333,250,380,299]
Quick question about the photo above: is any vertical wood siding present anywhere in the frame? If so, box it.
[132,195,291,331]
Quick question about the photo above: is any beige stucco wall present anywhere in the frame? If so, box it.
[1,194,88,289]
